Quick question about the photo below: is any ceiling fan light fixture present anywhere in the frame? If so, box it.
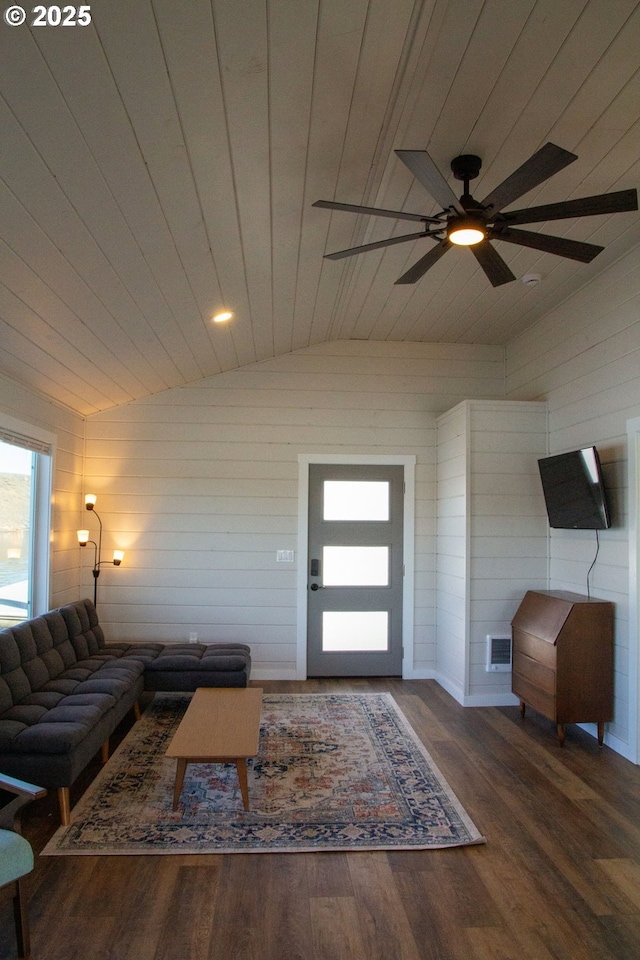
[447,217,486,246]
[316,143,637,285]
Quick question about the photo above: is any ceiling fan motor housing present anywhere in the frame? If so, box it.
[451,154,482,182]
[450,155,485,215]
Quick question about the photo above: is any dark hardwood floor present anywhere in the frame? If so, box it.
[2,678,640,960]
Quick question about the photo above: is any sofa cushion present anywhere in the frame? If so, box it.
[22,691,65,709]
[1,704,49,726]
[39,678,83,697]
[0,607,96,713]
[59,601,105,659]
[10,717,102,754]
[105,642,165,664]
[0,645,146,755]
[117,642,251,673]
[1,667,31,706]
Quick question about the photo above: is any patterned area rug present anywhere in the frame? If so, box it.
[42,692,485,855]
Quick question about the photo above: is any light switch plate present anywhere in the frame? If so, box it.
[276,550,294,562]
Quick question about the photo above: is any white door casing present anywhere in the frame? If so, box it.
[627,416,640,765]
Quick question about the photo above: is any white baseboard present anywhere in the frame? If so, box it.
[429,672,519,707]
[462,691,520,707]
[250,668,298,681]
[402,667,437,680]
[431,673,465,704]
[577,722,635,762]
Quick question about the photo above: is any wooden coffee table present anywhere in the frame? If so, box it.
[166,687,263,811]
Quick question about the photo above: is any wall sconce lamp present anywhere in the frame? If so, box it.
[77,495,124,606]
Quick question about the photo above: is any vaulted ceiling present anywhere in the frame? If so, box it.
[0,0,638,415]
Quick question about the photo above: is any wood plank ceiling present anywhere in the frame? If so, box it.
[0,0,638,415]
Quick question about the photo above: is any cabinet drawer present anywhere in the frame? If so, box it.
[513,651,555,694]
[513,674,556,720]
[513,629,556,668]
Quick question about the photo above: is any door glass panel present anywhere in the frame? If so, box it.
[323,546,389,586]
[322,611,388,652]
[323,481,389,521]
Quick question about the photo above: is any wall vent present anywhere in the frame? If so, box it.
[486,635,512,672]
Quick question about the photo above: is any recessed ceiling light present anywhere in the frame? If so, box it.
[213,311,233,323]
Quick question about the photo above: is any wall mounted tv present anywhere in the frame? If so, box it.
[537,446,611,530]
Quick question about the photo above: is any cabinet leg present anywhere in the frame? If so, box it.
[556,723,565,747]
[519,700,526,719]
[597,721,605,746]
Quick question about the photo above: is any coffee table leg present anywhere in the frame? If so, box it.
[236,758,250,810]
[172,758,188,810]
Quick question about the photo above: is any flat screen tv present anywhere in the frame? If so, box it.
[537,446,611,530]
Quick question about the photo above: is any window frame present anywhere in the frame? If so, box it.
[0,413,54,620]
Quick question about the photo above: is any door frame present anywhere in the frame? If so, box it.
[627,416,640,764]
[297,454,416,680]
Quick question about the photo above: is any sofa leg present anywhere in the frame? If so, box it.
[133,701,141,721]
[14,877,31,959]
[101,739,109,763]
[57,787,70,826]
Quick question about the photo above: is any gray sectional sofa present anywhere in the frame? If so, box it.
[0,599,251,823]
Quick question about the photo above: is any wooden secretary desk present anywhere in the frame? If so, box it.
[511,590,614,746]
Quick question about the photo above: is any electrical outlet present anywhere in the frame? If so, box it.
[189,632,198,643]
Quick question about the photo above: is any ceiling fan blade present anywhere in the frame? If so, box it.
[469,242,516,287]
[495,189,639,226]
[394,239,451,284]
[481,143,577,216]
[395,150,465,214]
[490,226,603,263]
[324,230,433,261]
[313,199,441,224]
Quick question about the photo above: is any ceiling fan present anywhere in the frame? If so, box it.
[313,143,638,287]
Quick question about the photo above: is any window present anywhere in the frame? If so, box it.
[0,418,53,626]
[323,480,390,521]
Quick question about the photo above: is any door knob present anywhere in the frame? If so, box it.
[310,583,323,591]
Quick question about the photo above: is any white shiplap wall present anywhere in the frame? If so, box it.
[435,404,468,695]
[0,371,84,608]
[506,243,640,756]
[467,401,549,700]
[436,400,548,705]
[84,340,505,678]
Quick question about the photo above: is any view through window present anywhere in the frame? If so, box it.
[0,440,33,624]
[0,432,52,626]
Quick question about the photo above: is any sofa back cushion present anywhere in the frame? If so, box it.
[0,611,70,712]
[59,599,105,660]
[0,599,103,712]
